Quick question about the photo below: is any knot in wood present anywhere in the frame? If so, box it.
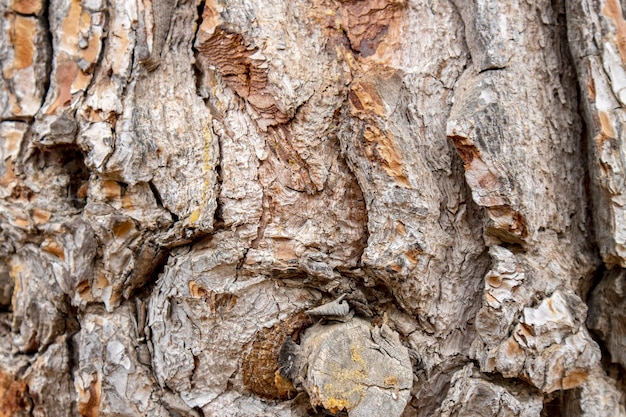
[298,318,412,417]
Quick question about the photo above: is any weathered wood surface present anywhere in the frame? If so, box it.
[0,0,625,416]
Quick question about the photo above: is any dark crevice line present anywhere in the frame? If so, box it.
[41,0,53,108]
[191,0,207,101]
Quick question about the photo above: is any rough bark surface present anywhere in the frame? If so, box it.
[1,0,626,416]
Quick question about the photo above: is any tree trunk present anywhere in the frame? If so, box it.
[1,0,625,415]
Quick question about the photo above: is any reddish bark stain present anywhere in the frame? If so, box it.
[560,370,589,390]
[604,0,626,63]
[46,57,79,115]
[10,0,43,15]
[0,370,30,417]
[77,374,101,417]
[9,15,36,71]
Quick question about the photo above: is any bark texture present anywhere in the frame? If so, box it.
[1,0,626,416]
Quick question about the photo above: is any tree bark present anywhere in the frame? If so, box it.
[0,0,625,416]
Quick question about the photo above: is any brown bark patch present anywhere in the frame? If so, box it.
[112,219,134,239]
[9,0,43,15]
[598,111,617,140]
[197,28,289,127]
[450,135,528,242]
[188,281,238,315]
[348,69,408,186]
[361,124,409,187]
[560,370,588,390]
[349,78,386,116]
[0,370,30,417]
[31,208,51,225]
[60,0,101,67]
[41,237,65,260]
[77,373,101,417]
[0,160,17,190]
[242,312,311,399]
[46,56,78,115]
[266,125,318,193]
[449,135,478,167]
[603,0,626,63]
[339,0,406,57]
[7,15,36,72]
[198,0,222,36]
[100,180,122,199]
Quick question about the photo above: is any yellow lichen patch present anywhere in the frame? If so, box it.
[384,375,398,386]
[335,366,367,381]
[32,208,51,225]
[41,237,65,260]
[188,208,201,225]
[350,344,365,368]
[317,348,369,408]
[324,396,349,414]
[316,379,365,413]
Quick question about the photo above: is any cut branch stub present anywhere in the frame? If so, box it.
[296,318,412,417]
